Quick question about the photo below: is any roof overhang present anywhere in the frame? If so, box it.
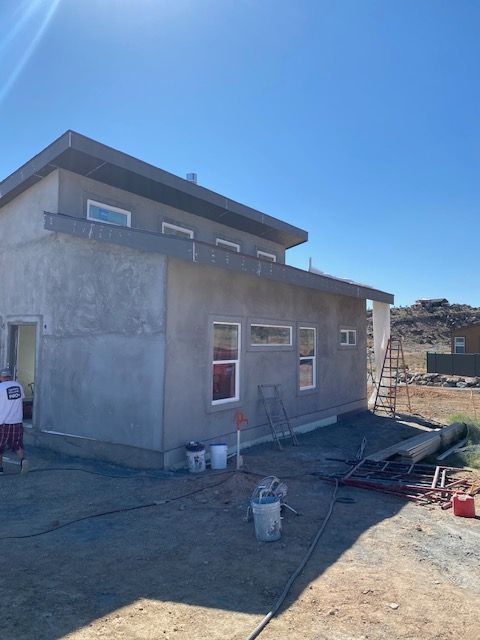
[0,131,308,249]
[44,212,394,304]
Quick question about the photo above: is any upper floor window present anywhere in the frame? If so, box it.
[454,337,465,354]
[162,222,194,239]
[257,250,276,262]
[251,324,292,346]
[87,200,131,227]
[216,238,240,252]
[340,329,356,346]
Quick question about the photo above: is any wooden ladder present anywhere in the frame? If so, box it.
[373,338,411,417]
[258,384,299,449]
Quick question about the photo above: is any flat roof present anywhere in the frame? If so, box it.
[0,130,308,249]
[44,212,394,304]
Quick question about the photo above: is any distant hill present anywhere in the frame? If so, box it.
[367,302,480,352]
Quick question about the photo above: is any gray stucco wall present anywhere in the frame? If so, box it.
[163,258,367,466]
[0,171,167,459]
[58,169,286,263]
[1,169,367,469]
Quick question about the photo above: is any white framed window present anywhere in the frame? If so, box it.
[257,250,276,262]
[340,329,357,346]
[162,222,194,239]
[299,327,316,390]
[212,322,240,405]
[87,200,131,227]
[454,337,465,354]
[216,238,240,252]
[250,324,292,346]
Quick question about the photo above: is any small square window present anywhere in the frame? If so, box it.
[340,329,356,346]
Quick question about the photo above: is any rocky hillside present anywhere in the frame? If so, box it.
[367,301,480,352]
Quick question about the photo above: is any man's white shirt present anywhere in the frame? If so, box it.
[0,380,24,424]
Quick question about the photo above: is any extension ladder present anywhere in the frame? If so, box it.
[373,338,411,417]
[258,384,299,449]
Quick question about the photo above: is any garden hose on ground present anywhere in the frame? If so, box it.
[245,479,340,640]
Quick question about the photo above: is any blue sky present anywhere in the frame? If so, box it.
[1,0,479,307]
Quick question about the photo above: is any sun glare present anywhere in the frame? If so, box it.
[0,0,62,104]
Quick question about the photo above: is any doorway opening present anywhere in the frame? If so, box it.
[8,323,37,425]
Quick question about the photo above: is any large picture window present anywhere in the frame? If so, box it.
[299,327,316,390]
[251,324,292,346]
[87,200,131,227]
[212,322,240,404]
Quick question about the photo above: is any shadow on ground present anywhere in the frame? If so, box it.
[0,412,440,639]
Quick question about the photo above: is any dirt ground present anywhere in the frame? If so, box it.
[1,399,480,640]
[403,351,428,373]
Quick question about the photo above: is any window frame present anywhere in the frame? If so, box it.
[216,238,240,252]
[340,329,357,346]
[162,221,194,239]
[299,326,317,391]
[250,323,293,347]
[87,199,131,227]
[212,321,241,406]
[454,336,465,354]
[256,250,277,262]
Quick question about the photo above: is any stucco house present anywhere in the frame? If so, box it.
[0,131,393,468]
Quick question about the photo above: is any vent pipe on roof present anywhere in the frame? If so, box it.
[186,172,197,184]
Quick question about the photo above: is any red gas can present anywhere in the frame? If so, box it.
[452,494,476,518]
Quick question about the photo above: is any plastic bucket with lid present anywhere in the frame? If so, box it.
[210,443,228,469]
[185,442,206,473]
[251,496,282,542]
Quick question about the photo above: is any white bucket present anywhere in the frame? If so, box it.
[251,497,282,542]
[210,443,228,470]
[186,443,206,473]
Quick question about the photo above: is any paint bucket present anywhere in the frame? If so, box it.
[251,496,282,542]
[185,442,206,473]
[210,443,228,470]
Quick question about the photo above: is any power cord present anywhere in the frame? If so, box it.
[0,475,233,541]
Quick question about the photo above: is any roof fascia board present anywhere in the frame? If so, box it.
[1,130,307,248]
[0,131,70,204]
[44,212,394,304]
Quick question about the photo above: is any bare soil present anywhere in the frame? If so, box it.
[1,404,479,640]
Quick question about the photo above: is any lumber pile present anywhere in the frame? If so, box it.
[370,423,466,464]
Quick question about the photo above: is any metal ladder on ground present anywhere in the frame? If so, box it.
[258,384,299,449]
[373,338,411,417]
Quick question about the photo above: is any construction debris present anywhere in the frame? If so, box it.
[321,458,479,510]
[369,422,466,463]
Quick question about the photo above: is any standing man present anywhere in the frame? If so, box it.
[0,368,29,474]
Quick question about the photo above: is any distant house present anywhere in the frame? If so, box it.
[0,131,393,468]
[451,323,480,354]
[416,298,449,309]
